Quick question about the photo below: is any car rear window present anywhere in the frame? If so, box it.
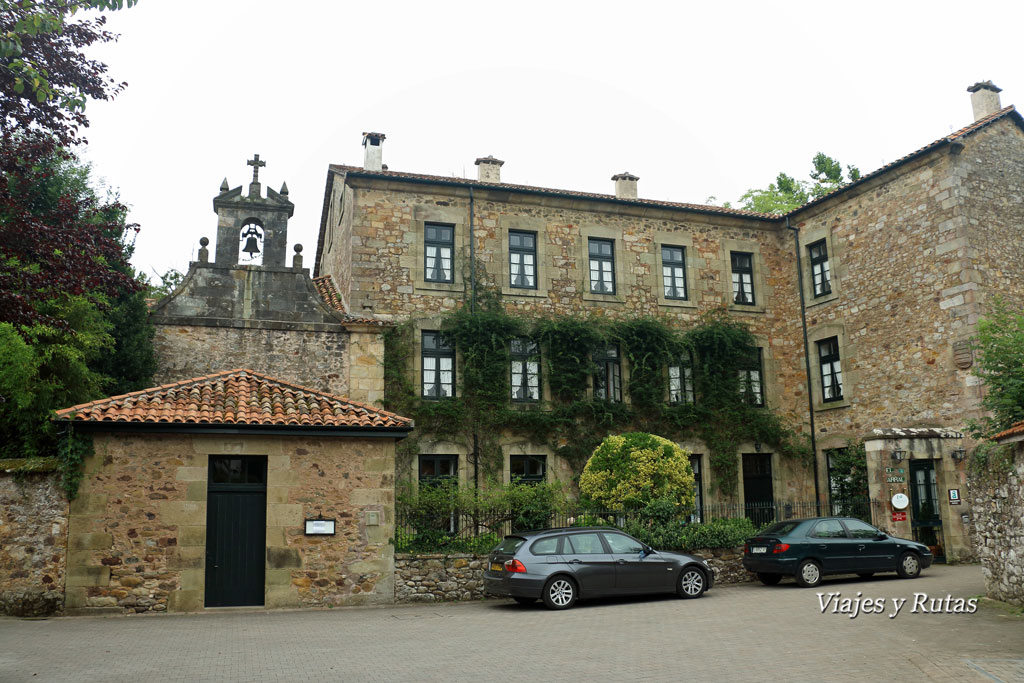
[495,537,526,554]
[761,521,801,536]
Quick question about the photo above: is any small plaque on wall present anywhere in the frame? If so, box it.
[304,518,336,536]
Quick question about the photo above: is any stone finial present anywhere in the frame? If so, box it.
[362,132,386,172]
[280,181,289,196]
[475,155,504,183]
[967,81,1002,122]
[219,178,229,193]
[198,236,210,263]
[292,243,303,269]
[612,172,639,199]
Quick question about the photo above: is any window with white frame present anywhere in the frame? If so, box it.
[593,344,622,402]
[817,336,843,402]
[808,240,832,297]
[421,331,454,399]
[662,245,687,300]
[424,223,454,283]
[669,351,695,404]
[731,251,755,305]
[509,230,537,289]
[738,347,764,406]
[510,338,540,402]
[588,238,615,294]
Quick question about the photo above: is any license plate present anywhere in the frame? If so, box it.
[490,562,504,571]
[752,547,767,554]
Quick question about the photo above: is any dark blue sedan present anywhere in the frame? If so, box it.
[742,517,933,588]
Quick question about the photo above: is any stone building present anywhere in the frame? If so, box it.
[313,84,1024,561]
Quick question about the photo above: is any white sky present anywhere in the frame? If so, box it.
[79,0,1024,281]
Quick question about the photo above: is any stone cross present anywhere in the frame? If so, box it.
[247,154,266,184]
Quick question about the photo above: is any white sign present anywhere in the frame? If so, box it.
[304,519,336,535]
[891,493,910,510]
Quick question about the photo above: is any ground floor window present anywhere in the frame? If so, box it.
[688,454,703,523]
[510,454,546,484]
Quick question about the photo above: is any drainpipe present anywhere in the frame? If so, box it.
[786,217,821,515]
[468,187,479,491]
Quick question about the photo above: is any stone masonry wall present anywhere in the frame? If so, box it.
[967,444,1024,607]
[394,547,752,603]
[0,474,67,616]
[66,432,396,614]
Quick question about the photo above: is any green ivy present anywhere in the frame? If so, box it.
[56,427,92,500]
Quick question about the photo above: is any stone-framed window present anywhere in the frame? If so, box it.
[418,454,458,483]
[739,347,764,406]
[421,331,454,399]
[817,336,843,402]
[510,337,540,403]
[424,223,454,283]
[510,454,546,484]
[662,245,688,300]
[689,454,703,523]
[668,351,695,404]
[589,238,616,295]
[808,239,832,298]
[593,344,622,402]
[509,230,537,290]
[731,251,755,306]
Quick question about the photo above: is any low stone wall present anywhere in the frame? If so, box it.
[967,445,1024,607]
[0,472,68,617]
[394,547,753,603]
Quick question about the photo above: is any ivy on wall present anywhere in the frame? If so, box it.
[382,293,810,495]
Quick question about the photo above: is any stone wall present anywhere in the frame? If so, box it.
[66,432,396,614]
[967,445,1024,607]
[0,474,67,616]
[394,547,753,603]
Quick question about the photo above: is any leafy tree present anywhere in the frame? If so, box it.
[739,153,861,214]
[579,432,696,511]
[809,152,861,199]
[146,267,185,300]
[968,297,1024,437]
[827,441,869,501]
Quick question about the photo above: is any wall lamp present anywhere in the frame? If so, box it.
[951,447,967,462]
[891,447,906,463]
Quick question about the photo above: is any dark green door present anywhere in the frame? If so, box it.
[909,459,943,560]
[743,454,775,527]
[205,456,267,607]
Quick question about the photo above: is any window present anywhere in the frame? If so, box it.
[810,519,847,539]
[739,348,764,406]
[808,239,831,297]
[817,337,843,402]
[509,231,537,289]
[424,223,454,283]
[668,351,695,404]
[661,245,687,300]
[565,533,606,554]
[530,536,561,555]
[422,331,454,399]
[593,344,622,402]
[418,454,457,484]
[602,532,644,554]
[510,455,546,484]
[730,251,755,305]
[588,238,615,294]
[510,338,540,402]
[843,518,882,540]
[689,454,703,523]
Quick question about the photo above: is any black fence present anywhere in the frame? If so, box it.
[394,498,885,552]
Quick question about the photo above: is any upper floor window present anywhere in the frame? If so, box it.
[510,338,540,402]
[424,223,454,283]
[662,245,688,300]
[739,347,764,406]
[731,251,755,305]
[589,238,616,294]
[817,336,843,402]
[668,351,695,404]
[808,240,831,297]
[510,454,546,484]
[509,231,537,289]
[422,331,454,399]
[594,344,622,402]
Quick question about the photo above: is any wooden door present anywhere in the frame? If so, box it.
[205,456,267,607]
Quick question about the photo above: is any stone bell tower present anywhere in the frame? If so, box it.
[213,154,295,267]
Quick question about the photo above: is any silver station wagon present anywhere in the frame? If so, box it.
[483,527,714,610]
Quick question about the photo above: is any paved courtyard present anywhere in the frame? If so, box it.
[1,564,1022,682]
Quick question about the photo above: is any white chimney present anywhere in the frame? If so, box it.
[967,81,1002,122]
[475,155,504,183]
[612,172,639,199]
[362,132,386,171]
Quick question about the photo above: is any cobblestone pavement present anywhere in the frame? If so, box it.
[1,564,1022,683]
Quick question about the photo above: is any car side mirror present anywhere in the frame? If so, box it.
[876,533,887,540]
[641,545,653,556]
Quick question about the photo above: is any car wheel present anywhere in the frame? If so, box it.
[512,596,536,605]
[857,573,874,579]
[795,559,823,588]
[677,567,707,599]
[897,552,921,579]
[757,572,782,586]
[542,576,577,610]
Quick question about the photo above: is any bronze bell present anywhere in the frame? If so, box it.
[241,225,261,257]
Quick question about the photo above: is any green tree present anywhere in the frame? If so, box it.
[579,432,696,512]
[739,153,861,214]
[968,297,1024,436]
[827,441,869,501]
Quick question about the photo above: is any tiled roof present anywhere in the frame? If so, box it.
[54,369,412,430]
[312,275,389,326]
[993,420,1024,442]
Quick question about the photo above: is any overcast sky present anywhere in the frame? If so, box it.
[79,0,1024,282]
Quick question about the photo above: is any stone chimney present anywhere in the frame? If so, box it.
[362,132,386,171]
[612,172,639,199]
[967,81,1002,122]
[475,156,504,183]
